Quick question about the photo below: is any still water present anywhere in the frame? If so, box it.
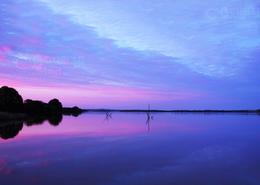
[0,113,260,185]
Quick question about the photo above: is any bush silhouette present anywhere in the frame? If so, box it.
[48,113,63,126]
[0,120,23,140]
[0,86,23,112]
[62,106,83,117]
[48,99,62,113]
[0,86,83,127]
[24,99,49,115]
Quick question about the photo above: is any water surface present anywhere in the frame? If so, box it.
[0,113,260,185]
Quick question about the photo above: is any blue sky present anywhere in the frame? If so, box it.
[0,0,260,109]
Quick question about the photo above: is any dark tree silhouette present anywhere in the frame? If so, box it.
[25,115,47,126]
[24,99,49,115]
[0,86,23,112]
[0,120,23,140]
[63,106,83,117]
[48,99,62,113]
[23,99,63,125]
[48,113,63,126]
[0,86,84,125]
[0,86,85,139]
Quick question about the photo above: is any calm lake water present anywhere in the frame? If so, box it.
[0,113,260,185]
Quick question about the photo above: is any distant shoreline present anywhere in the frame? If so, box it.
[84,109,260,113]
[1,109,259,122]
[1,86,259,120]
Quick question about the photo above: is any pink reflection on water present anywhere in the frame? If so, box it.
[0,113,208,144]
[18,114,148,139]
[0,159,13,175]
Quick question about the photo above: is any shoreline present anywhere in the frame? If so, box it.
[0,107,84,121]
[1,109,259,121]
[84,109,260,113]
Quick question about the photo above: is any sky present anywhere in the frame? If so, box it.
[0,0,259,109]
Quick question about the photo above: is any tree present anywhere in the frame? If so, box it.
[0,86,23,112]
[24,99,49,115]
[48,99,63,113]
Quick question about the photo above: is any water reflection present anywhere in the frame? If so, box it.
[105,111,113,121]
[0,113,260,185]
[1,112,259,140]
[0,112,154,140]
[0,113,64,140]
[146,109,153,132]
[0,120,23,140]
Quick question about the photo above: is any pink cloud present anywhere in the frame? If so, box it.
[0,45,11,53]
[0,45,11,62]
[0,54,6,62]
[0,74,204,108]
[21,36,41,46]
[14,84,203,108]
[34,54,51,61]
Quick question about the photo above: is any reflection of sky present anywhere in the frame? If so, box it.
[0,114,260,185]
[0,0,260,109]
